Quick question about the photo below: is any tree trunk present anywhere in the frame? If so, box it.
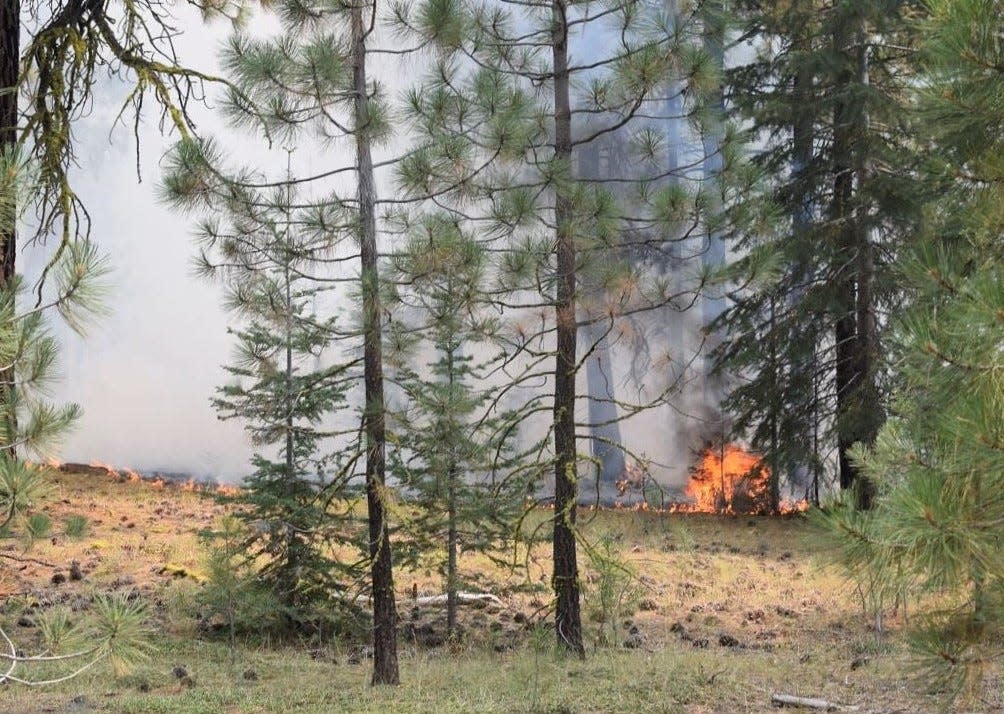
[790,1,816,495]
[575,139,624,505]
[550,0,584,658]
[352,1,399,685]
[832,13,879,510]
[0,0,18,459]
[446,347,458,638]
[851,26,881,509]
[0,0,16,282]
[700,1,726,407]
[582,318,625,501]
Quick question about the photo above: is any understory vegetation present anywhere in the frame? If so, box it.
[4,468,1000,713]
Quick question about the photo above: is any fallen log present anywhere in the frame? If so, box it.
[411,592,504,608]
[771,694,860,711]
[350,591,504,608]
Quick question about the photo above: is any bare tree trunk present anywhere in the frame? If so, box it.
[791,2,817,497]
[550,0,584,658]
[582,318,625,501]
[352,0,399,685]
[446,347,458,638]
[851,25,880,510]
[700,1,726,409]
[0,0,16,281]
[0,0,18,459]
[575,141,624,505]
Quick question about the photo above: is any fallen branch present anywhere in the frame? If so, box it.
[350,591,505,608]
[771,694,860,711]
[411,592,505,608]
[0,553,57,568]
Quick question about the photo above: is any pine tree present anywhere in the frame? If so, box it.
[718,0,924,507]
[0,153,151,688]
[387,215,532,638]
[162,0,415,683]
[1,0,235,457]
[393,0,729,654]
[192,159,354,629]
[827,0,1004,700]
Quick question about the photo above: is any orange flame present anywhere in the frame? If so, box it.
[670,443,808,515]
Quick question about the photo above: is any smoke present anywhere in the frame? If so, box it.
[19,14,258,480]
[16,5,735,491]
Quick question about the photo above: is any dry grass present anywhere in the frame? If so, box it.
[0,468,1000,713]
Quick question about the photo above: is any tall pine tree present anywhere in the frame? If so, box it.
[163,0,404,675]
[719,0,924,507]
[393,0,729,654]
[828,0,1004,700]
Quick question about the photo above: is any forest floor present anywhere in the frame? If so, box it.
[0,466,1000,714]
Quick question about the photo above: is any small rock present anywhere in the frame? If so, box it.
[718,634,741,648]
[51,571,67,586]
[16,615,33,628]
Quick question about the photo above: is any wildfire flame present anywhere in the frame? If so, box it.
[672,443,808,515]
[39,459,243,497]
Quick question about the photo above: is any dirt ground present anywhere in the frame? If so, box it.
[0,465,1000,713]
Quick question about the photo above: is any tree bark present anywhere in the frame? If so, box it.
[0,0,19,459]
[831,13,879,510]
[0,0,16,282]
[446,347,458,637]
[582,318,625,500]
[550,0,584,658]
[352,0,399,686]
[700,1,727,408]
